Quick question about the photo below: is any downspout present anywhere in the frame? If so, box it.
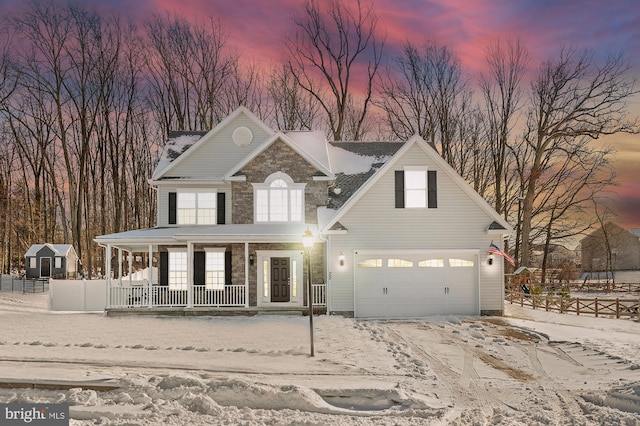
[244,242,249,308]
[148,244,153,308]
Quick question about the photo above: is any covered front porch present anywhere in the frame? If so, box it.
[96,224,326,311]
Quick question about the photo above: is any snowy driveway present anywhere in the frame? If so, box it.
[1,292,639,425]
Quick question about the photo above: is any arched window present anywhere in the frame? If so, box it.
[254,172,305,223]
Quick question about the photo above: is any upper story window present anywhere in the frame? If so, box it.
[172,191,216,225]
[253,172,305,223]
[395,168,438,209]
[405,169,427,208]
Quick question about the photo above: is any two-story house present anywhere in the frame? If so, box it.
[95,107,512,318]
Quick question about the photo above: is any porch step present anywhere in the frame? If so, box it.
[256,310,303,316]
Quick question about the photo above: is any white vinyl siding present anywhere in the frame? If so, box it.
[163,114,271,179]
[327,144,505,314]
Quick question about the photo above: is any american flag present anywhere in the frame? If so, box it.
[488,242,515,266]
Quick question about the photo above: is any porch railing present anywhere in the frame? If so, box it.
[108,283,246,308]
[109,282,325,309]
[312,283,326,306]
[192,285,245,307]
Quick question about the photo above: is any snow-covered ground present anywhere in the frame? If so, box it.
[1,292,639,425]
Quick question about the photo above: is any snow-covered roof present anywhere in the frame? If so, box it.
[325,142,404,210]
[286,131,330,171]
[25,244,75,257]
[152,132,206,180]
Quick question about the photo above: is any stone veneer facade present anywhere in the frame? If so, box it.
[232,139,329,224]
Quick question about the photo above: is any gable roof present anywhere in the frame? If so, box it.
[321,135,513,235]
[326,142,404,209]
[25,244,76,257]
[151,106,275,181]
[224,131,334,180]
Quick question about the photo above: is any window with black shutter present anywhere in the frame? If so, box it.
[395,171,405,208]
[428,170,437,208]
[168,192,177,224]
[217,193,226,224]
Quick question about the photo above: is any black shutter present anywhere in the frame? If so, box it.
[217,192,226,224]
[168,192,177,224]
[395,171,405,208]
[428,170,437,208]
[159,251,168,286]
[225,250,232,285]
[193,252,205,285]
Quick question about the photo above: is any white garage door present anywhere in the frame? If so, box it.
[354,251,478,318]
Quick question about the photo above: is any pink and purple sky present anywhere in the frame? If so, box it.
[4,0,640,228]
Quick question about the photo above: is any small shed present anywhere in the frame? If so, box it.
[24,244,79,279]
[513,267,532,284]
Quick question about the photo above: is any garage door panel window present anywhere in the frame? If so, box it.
[358,259,382,268]
[418,259,444,267]
[449,258,474,267]
[388,259,413,267]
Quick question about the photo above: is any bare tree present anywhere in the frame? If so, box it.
[519,45,638,266]
[145,15,235,133]
[533,137,615,281]
[286,0,383,141]
[376,41,469,163]
[267,64,320,131]
[479,38,529,217]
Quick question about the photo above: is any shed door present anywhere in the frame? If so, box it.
[40,257,51,278]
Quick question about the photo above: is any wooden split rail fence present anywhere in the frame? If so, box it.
[506,290,640,320]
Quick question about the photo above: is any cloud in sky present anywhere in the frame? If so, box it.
[1,0,638,229]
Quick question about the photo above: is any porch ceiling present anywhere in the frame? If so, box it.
[94,224,321,252]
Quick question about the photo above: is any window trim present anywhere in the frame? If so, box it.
[252,172,306,223]
[204,248,226,290]
[404,166,428,209]
[175,190,217,225]
[167,249,188,290]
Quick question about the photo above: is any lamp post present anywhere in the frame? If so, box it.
[302,227,315,357]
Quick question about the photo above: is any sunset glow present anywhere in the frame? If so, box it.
[2,0,638,227]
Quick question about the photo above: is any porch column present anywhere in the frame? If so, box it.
[147,244,153,308]
[244,242,249,307]
[105,244,112,309]
[128,251,133,286]
[187,242,194,308]
[118,248,123,285]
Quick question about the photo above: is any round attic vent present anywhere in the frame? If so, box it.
[232,126,253,147]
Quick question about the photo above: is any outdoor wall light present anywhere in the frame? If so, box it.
[487,254,494,265]
[249,254,254,265]
[338,252,345,267]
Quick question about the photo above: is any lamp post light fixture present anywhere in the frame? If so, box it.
[302,227,315,357]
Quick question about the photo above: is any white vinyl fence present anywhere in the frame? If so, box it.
[49,279,107,311]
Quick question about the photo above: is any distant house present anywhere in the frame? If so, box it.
[95,107,513,318]
[580,222,640,273]
[25,244,79,279]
